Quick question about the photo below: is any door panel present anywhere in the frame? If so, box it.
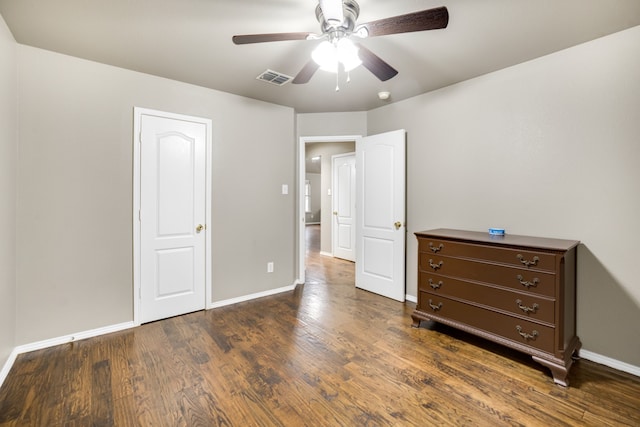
[356,130,406,301]
[332,153,356,262]
[140,114,206,323]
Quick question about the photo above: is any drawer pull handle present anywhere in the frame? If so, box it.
[516,299,539,314]
[516,275,539,288]
[428,259,443,271]
[429,242,444,253]
[428,279,443,290]
[516,325,538,340]
[517,254,540,267]
[428,299,443,311]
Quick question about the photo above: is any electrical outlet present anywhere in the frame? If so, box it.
[267,262,274,273]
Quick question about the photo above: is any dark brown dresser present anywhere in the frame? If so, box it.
[412,228,581,386]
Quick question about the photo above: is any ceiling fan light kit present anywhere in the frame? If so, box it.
[232,1,449,88]
[312,38,361,73]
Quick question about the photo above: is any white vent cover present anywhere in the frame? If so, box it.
[256,69,293,86]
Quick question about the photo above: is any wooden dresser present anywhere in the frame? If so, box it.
[412,228,581,386]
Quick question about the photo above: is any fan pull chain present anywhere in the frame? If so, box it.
[335,72,340,92]
[347,71,351,83]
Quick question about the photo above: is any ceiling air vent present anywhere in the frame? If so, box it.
[256,69,293,86]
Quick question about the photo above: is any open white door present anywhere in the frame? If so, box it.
[332,153,356,262]
[135,109,210,323]
[356,129,406,301]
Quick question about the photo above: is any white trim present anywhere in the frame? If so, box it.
[133,107,213,325]
[208,283,298,309]
[0,348,19,389]
[0,321,135,389]
[405,294,417,303]
[580,349,640,378]
[298,135,362,284]
[2,321,638,391]
[15,322,136,354]
[319,251,333,257]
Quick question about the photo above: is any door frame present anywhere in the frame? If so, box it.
[297,135,361,284]
[133,107,213,326]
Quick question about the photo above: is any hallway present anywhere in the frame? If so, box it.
[304,224,355,286]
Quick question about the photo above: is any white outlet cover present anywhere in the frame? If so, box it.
[282,184,288,195]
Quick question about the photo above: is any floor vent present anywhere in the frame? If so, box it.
[256,69,293,86]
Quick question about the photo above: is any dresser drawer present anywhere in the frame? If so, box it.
[419,272,555,324]
[419,253,556,298]
[418,292,555,353]
[418,237,557,272]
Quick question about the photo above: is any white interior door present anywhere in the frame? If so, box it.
[356,129,406,301]
[138,112,208,323]
[332,153,356,262]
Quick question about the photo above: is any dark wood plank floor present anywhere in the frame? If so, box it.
[1,224,639,426]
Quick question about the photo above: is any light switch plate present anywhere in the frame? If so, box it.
[282,184,288,195]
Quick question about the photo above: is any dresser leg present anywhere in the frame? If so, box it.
[411,315,422,328]
[531,356,570,387]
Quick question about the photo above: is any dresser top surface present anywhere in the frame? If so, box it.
[415,228,580,252]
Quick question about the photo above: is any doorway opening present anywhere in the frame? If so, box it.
[298,135,360,284]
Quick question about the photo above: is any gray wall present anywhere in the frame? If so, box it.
[297,112,367,137]
[367,26,640,367]
[15,45,295,345]
[0,14,16,371]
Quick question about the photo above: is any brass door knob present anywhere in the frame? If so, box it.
[394,221,402,230]
[196,224,204,233]
[333,211,338,215]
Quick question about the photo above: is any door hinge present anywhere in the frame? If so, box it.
[138,209,141,221]
[139,132,142,143]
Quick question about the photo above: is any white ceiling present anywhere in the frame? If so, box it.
[1,0,640,113]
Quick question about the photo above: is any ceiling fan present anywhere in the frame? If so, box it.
[232,0,449,85]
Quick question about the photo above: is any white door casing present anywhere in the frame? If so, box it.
[133,108,212,324]
[297,135,361,284]
[332,153,356,262]
[355,129,406,302]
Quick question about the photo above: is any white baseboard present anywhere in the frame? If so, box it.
[0,347,19,390]
[405,294,417,303]
[208,282,298,309]
[3,307,637,392]
[15,321,136,354]
[580,349,640,378]
[319,251,333,257]
[0,321,135,389]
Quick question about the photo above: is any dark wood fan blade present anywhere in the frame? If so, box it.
[292,60,320,84]
[356,43,398,82]
[361,6,449,38]
[232,32,311,45]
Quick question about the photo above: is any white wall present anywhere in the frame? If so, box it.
[16,45,296,345]
[0,13,17,373]
[367,26,640,366]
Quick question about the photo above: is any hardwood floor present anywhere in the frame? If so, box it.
[1,224,639,426]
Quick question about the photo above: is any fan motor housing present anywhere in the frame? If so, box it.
[315,0,360,34]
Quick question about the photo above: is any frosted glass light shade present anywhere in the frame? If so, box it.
[312,38,362,73]
[337,38,361,72]
[312,41,338,72]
